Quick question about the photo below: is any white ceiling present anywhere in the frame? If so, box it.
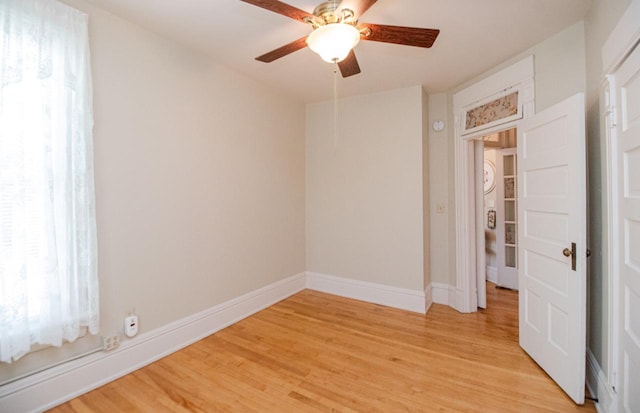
[84,0,592,103]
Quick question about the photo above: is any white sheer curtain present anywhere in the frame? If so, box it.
[0,0,98,363]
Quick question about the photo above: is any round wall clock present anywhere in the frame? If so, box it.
[483,160,496,194]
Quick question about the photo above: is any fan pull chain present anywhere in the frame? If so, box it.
[333,64,339,149]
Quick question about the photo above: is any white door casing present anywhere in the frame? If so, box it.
[476,141,487,308]
[614,42,640,413]
[517,93,587,404]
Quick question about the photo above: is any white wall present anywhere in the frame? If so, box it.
[306,86,425,291]
[0,0,305,383]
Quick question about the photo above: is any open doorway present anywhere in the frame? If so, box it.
[479,127,518,308]
[452,56,534,314]
[453,58,588,401]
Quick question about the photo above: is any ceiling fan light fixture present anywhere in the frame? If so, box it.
[306,23,361,63]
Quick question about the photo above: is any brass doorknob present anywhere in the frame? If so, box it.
[564,242,577,271]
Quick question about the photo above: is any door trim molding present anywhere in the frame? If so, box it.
[601,0,640,401]
[586,349,617,413]
[452,56,535,312]
[602,73,621,401]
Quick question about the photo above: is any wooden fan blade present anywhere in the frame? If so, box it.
[339,0,378,18]
[338,50,361,77]
[359,23,440,48]
[239,0,313,22]
[255,36,308,63]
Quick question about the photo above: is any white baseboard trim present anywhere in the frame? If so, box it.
[451,287,467,313]
[431,282,451,305]
[424,284,433,313]
[429,282,464,313]
[0,272,306,413]
[306,272,426,314]
[586,349,617,413]
[486,265,497,284]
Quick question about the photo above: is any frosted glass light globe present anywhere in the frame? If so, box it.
[307,23,361,63]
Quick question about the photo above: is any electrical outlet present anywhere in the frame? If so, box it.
[102,334,120,352]
[124,314,138,338]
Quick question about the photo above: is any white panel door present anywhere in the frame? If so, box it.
[517,93,586,404]
[615,43,640,413]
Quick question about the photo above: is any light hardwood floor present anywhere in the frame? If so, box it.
[50,285,597,412]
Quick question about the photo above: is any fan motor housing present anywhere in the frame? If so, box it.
[311,0,355,26]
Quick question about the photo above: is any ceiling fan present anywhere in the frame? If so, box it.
[240,0,440,77]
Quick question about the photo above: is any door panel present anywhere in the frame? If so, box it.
[615,42,640,413]
[524,166,569,196]
[525,211,569,243]
[524,249,569,295]
[518,93,586,404]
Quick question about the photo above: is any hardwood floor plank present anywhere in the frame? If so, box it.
[48,285,596,412]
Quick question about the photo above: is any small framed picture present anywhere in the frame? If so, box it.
[487,209,496,230]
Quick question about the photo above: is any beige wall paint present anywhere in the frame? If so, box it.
[87,5,305,329]
[533,22,587,112]
[422,89,431,290]
[450,21,587,110]
[428,93,450,285]
[1,0,305,382]
[306,86,425,291]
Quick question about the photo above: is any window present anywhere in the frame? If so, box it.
[0,0,98,363]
